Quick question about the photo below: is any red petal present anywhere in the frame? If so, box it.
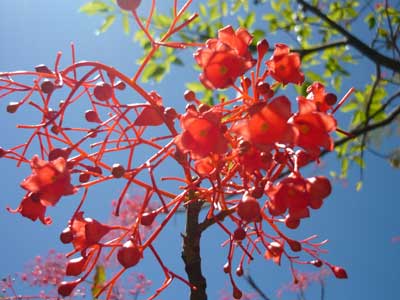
[134,106,164,126]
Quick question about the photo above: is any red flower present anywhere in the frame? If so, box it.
[175,108,228,160]
[194,26,255,89]
[266,176,310,218]
[7,193,52,225]
[70,212,112,252]
[266,44,304,86]
[235,96,298,150]
[264,241,284,265]
[20,155,77,206]
[235,141,272,174]
[305,82,337,113]
[291,97,337,157]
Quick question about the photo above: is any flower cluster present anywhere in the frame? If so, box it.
[194,26,256,89]
[8,155,77,224]
[0,3,350,299]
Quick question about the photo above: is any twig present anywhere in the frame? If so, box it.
[243,273,271,300]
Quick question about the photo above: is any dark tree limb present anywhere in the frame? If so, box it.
[332,103,400,150]
[293,39,349,58]
[243,273,271,300]
[182,200,207,300]
[296,0,400,73]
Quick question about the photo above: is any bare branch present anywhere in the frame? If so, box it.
[293,39,349,58]
[243,273,271,300]
[296,0,400,72]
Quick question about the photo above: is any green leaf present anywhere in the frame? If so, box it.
[221,1,228,16]
[364,13,376,29]
[244,12,256,28]
[172,57,184,66]
[353,156,365,168]
[186,82,206,93]
[341,100,358,112]
[142,63,166,82]
[79,1,112,15]
[122,13,130,35]
[340,157,349,178]
[356,181,363,191]
[97,15,116,34]
[199,4,207,17]
[91,265,106,298]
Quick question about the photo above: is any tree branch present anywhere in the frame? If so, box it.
[181,200,208,300]
[243,273,271,300]
[297,0,400,72]
[331,104,400,150]
[293,39,349,58]
[198,207,235,233]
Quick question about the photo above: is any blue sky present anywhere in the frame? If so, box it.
[1,1,400,300]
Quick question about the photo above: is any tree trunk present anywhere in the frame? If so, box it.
[181,200,207,300]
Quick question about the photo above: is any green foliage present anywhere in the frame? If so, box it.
[79,0,114,15]
[91,265,106,298]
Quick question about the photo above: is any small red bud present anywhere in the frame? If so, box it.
[6,102,19,113]
[287,239,302,252]
[198,103,211,113]
[311,259,323,267]
[93,82,113,101]
[237,194,261,223]
[238,140,251,155]
[223,262,230,273]
[331,265,348,279]
[85,110,102,123]
[87,166,102,176]
[250,186,264,199]
[324,93,337,106]
[164,107,178,119]
[233,227,246,241]
[117,240,141,268]
[185,103,197,111]
[184,90,196,102]
[117,0,141,11]
[79,172,91,183]
[48,148,69,161]
[236,266,243,277]
[114,80,126,90]
[60,227,73,244]
[308,176,332,200]
[35,64,53,74]
[140,211,158,226]
[256,82,270,95]
[51,125,60,135]
[233,286,243,300]
[41,80,55,94]
[112,163,125,178]
[285,217,300,229]
[257,39,269,58]
[58,280,80,297]
[309,197,323,209]
[66,256,88,276]
[241,77,251,89]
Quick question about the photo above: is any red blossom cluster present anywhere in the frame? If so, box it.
[0,0,351,299]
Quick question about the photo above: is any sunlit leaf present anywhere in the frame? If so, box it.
[97,15,116,34]
[79,1,112,15]
[91,265,106,298]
